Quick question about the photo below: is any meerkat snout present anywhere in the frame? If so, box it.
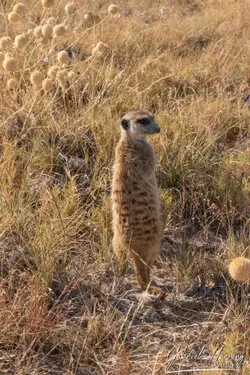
[121,110,160,140]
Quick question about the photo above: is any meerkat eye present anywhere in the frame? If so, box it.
[137,118,150,126]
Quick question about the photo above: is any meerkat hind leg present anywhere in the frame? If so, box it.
[113,239,129,276]
[147,255,166,298]
[132,252,166,298]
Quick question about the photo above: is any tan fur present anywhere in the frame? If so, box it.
[111,110,165,297]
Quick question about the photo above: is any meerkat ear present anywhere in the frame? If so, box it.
[121,118,129,130]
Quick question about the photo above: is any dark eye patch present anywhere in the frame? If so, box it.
[137,117,151,126]
[121,118,129,129]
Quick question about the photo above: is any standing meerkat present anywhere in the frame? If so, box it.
[111,110,165,297]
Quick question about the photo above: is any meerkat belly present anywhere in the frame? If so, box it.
[112,178,160,245]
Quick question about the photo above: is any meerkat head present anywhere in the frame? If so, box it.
[120,110,160,140]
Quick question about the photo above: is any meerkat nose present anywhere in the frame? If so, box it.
[155,125,160,133]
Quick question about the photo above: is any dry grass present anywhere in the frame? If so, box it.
[0,0,250,373]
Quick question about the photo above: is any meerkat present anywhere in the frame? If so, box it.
[111,110,165,297]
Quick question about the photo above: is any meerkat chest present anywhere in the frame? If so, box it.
[112,140,161,241]
[115,140,156,177]
[113,141,156,188]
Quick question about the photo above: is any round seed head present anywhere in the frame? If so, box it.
[42,24,53,38]
[229,257,250,281]
[30,70,44,87]
[8,11,20,23]
[57,50,70,65]
[0,36,12,50]
[57,69,68,81]
[108,4,119,15]
[65,3,76,16]
[47,17,56,26]
[14,34,28,49]
[7,77,18,90]
[34,26,42,38]
[39,36,49,45]
[97,41,108,53]
[83,12,94,22]
[0,52,4,63]
[91,46,97,56]
[42,77,54,92]
[47,65,59,78]
[92,41,109,56]
[84,13,100,24]
[53,24,66,37]
[3,55,17,72]
[57,69,68,86]
[41,0,55,8]
[13,3,26,15]
[27,29,34,37]
[68,70,77,82]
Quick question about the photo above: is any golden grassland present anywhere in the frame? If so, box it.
[0,0,249,373]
